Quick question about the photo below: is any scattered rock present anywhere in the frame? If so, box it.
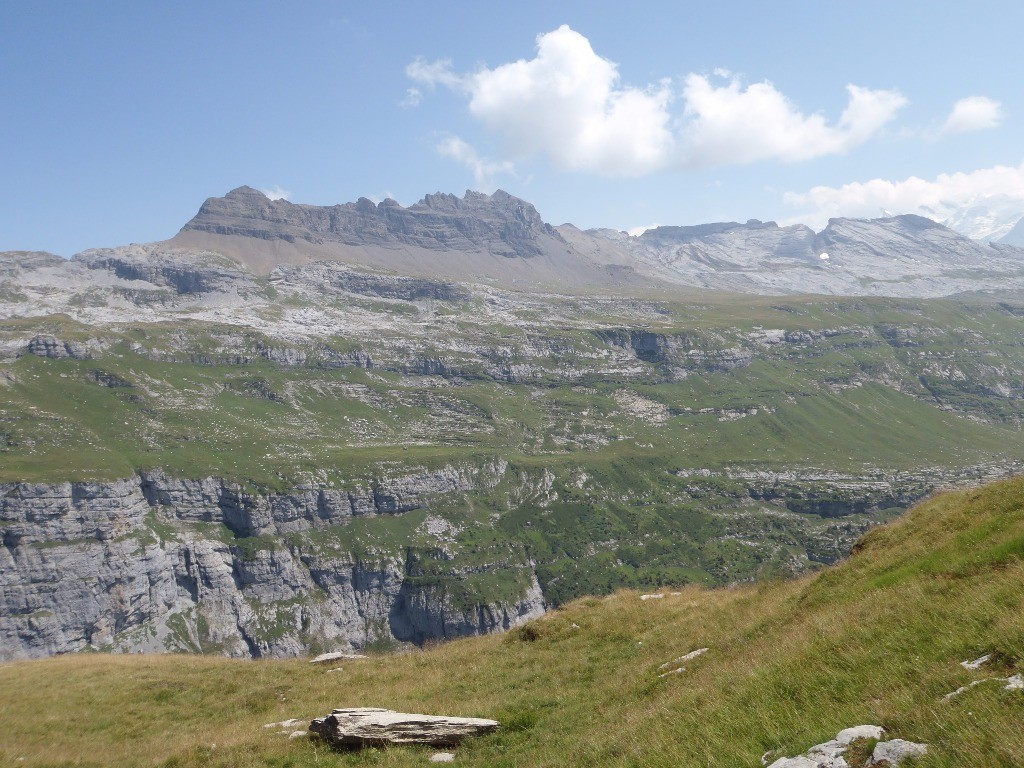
[327,667,344,673]
[310,651,368,664]
[944,673,1024,699]
[767,726,927,768]
[961,654,992,670]
[767,756,819,768]
[836,725,885,744]
[869,738,927,765]
[288,730,307,740]
[639,593,664,601]
[263,718,304,730]
[430,753,456,763]
[309,707,499,747]
[658,646,709,677]
[658,647,709,670]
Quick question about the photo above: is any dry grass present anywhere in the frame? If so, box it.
[2,479,1024,767]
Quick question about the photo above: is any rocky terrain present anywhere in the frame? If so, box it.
[0,467,544,660]
[4,187,1024,659]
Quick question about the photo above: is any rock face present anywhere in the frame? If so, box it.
[309,707,499,747]
[616,214,1024,297]
[0,470,545,660]
[180,186,561,260]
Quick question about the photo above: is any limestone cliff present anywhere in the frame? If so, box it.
[0,468,545,660]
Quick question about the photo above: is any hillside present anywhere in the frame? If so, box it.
[161,186,1024,297]
[7,202,1024,656]
[2,475,1023,766]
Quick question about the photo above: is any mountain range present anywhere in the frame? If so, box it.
[5,186,1024,660]
[160,186,1024,297]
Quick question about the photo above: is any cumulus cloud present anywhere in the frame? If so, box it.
[259,186,291,201]
[783,162,1024,232]
[436,136,515,191]
[942,95,1003,135]
[408,25,907,177]
[679,78,906,167]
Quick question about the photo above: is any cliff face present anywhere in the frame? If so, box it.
[179,186,561,259]
[0,469,545,660]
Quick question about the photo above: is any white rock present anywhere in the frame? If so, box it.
[639,593,664,600]
[658,647,709,671]
[807,739,845,760]
[430,753,456,763]
[870,739,927,765]
[768,757,821,768]
[262,718,304,729]
[836,725,885,745]
[310,651,367,664]
[944,675,1023,699]
[288,730,307,740]
[961,654,992,670]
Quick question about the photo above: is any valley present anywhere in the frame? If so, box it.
[4,189,1024,657]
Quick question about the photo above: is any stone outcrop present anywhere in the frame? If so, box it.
[179,186,561,260]
[868,739,927,766]
[309,707,499,747]
[0,467,544,660]
[765,726,927,768]
[274,263,471,303]
[74,247,256,295]
[27,334,93,359]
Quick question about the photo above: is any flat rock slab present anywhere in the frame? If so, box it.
[310,651,367,664]
[310,707,499,747]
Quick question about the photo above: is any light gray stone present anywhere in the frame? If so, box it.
[310,651,366,664]
[767,757,822,768]
[0,472,545,660]
[836,725,885,745]
[309,707,499,747]
[961,654,992,670]
[870,739,928,765]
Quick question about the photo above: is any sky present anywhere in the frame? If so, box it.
[3,1,1024,256]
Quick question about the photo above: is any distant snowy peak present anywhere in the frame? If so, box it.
[937,195,1024,242]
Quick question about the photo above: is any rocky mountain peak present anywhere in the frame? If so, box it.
[176,186,560,261]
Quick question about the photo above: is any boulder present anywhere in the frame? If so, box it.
[309,707,499,747]
[869,738,927,765]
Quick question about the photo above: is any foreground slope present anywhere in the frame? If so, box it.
[2,475,1023,767]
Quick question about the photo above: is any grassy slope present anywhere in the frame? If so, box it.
[3,476,1023,767]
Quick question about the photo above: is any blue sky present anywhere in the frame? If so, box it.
[3,1,1023,255]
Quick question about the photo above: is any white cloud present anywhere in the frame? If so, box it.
[679,78,906,167]
[942,95,1003,135]
[783,162,1024,232]
[406,57,465,91]
[401,87,422,108]
[259,186,291,201]
[408,25,907,177]
[627,223,660,236]
[436,136,515,191]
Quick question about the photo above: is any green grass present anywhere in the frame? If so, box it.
[3,475,1024,767]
